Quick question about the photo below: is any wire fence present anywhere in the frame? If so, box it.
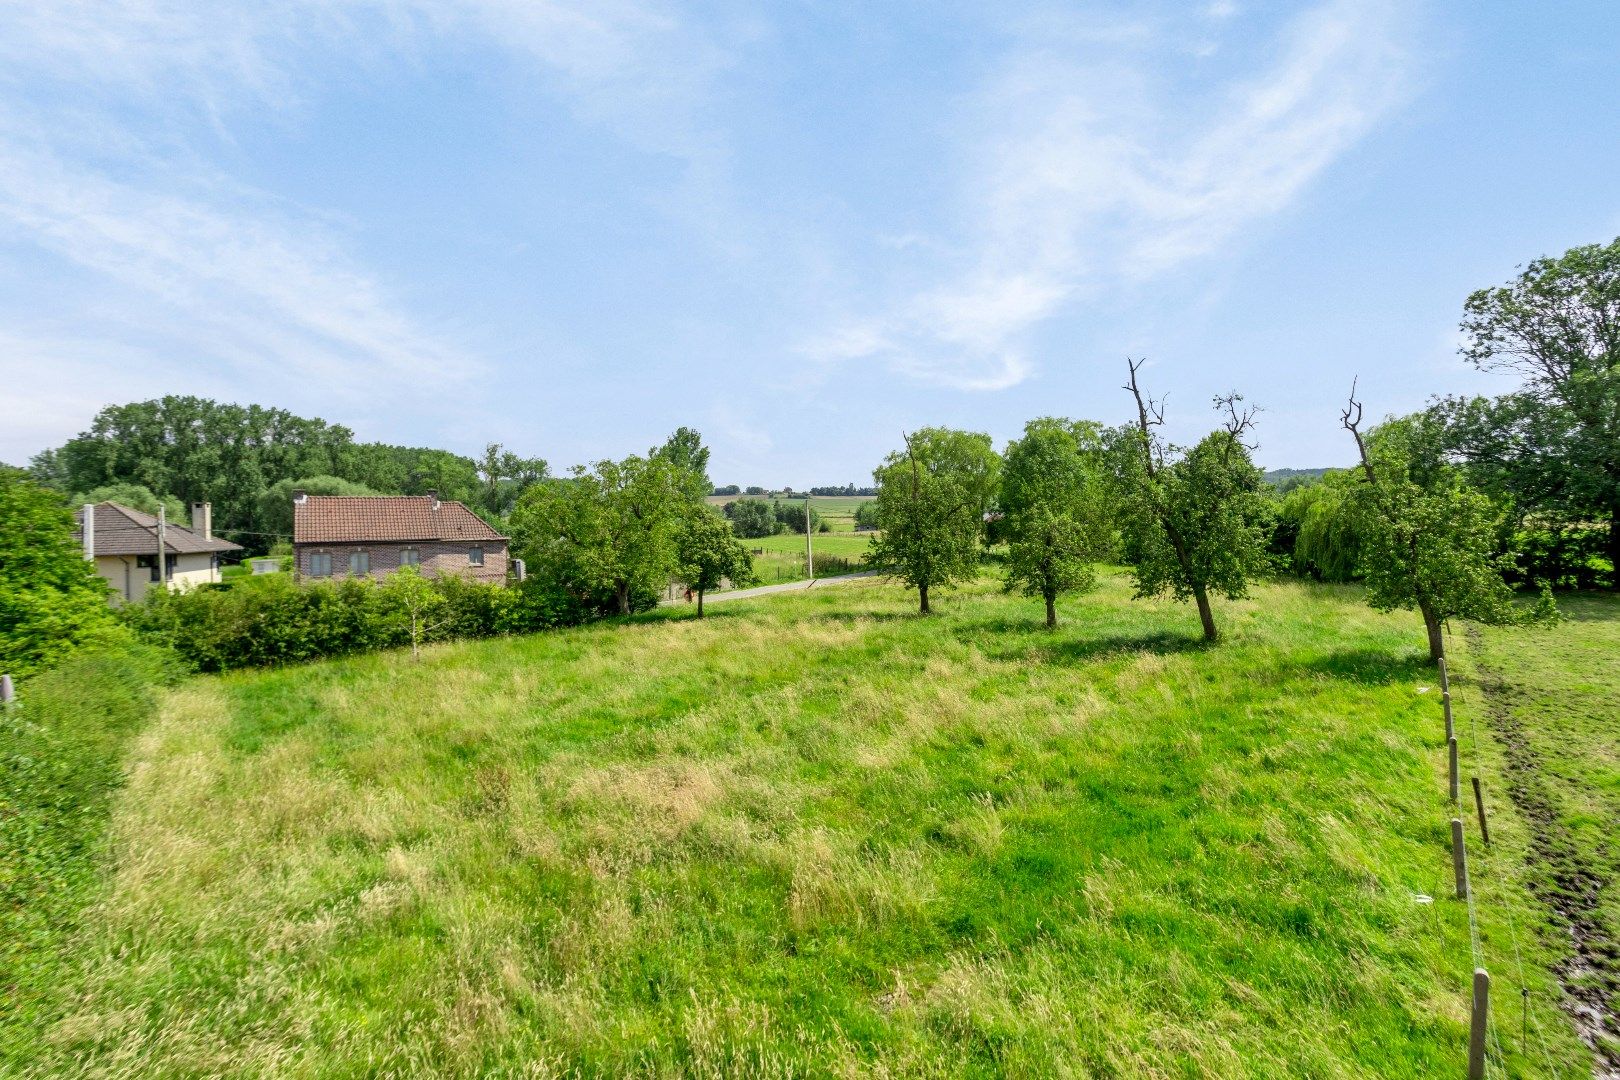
[1439,654,1562,1079]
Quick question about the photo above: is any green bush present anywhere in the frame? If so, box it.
[0,468,127,679]
[122,573,592,672]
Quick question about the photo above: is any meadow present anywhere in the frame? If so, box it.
[744,531,874,584]
[4,572,1594,1078]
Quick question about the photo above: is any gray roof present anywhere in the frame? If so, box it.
[74,503,243,556]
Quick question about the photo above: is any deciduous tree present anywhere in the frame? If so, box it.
[0,469,119,678]
[1341,388,1519,662]
[868,428,999,614]
[677,507,756,616]
[1000,418,1111,627]
[1114,361,1273,642]
[1450,237,1620,587]
[512,455,685,616]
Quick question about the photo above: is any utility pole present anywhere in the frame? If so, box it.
[804,494,813,580]
[155,503,168,592]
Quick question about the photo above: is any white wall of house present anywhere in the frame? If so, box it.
[94,552,221,605]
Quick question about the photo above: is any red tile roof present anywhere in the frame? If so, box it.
[292,496,506,545]
[74,503,242,556]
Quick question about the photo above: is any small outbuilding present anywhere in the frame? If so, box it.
[74,502,242,605]
[291,492,509,584]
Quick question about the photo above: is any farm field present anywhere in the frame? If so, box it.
[744,530,874,584]
[706,494,875,533]
[4,573,1592,1077]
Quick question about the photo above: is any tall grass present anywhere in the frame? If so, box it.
[10,574,1587,1077]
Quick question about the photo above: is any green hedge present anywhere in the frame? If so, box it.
[120,573,628,673]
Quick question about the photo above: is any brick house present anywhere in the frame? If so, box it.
[291,492,509,584]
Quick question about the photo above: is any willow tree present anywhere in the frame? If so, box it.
[868,427,999,614]
[1341,386,1517,662]
[1000,418,1111,627]
[1113,360,1273,643]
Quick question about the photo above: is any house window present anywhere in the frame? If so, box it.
[468,545,484,566]
[400,547,420,566]
[136,554,175,582]
[309,552,332,578]
[349,551,370,576]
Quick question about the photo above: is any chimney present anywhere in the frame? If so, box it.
[427,489,440,511]
[82,504,95,560]
[292,489,308,504]
[191,502,212,540]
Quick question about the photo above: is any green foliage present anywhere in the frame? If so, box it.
[868,427,1000,612]
[72,483,188,525]
[256,475,382,541]
[999,418,1111,626]
[1109,401,1274,642]
[475,443,548,519]
[0,646,178,1052]
[1275,471,1362,583]
[1343,411,1519,660]
[677,507,756,614]
[122,572,580,672]
[853,500,879,529]
[772,498,821,534]
[724,497,778,539]
[0,469,123,679]
[511,456,687,616]
[40,396,484,543]
[1453,236,1620,587]
[650,427,712,504]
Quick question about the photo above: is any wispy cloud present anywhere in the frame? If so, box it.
[811,0,1413,391]
[0,0,731,455]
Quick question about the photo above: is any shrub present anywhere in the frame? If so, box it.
[0,469,127,679]
[122,571,593,672]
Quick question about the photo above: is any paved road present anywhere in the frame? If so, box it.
[662,570,878,607]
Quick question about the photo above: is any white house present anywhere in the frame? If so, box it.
[73,502,243,605]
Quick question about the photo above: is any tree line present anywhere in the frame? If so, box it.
[22,396,548,545]
[4,235,1613,678]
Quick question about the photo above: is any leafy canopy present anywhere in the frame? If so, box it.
[0,469,121,679]
[999,418,1112,626]
[868,427,999,612]
[512,455,687,616]
[677,507,756,614]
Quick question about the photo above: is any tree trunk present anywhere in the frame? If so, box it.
[1419,599,1445,664]
[696,587,705,618]
[1044,591,1056,629]
[615,582,630,616]
[919,582,930,614]
[1192,582,1217,642]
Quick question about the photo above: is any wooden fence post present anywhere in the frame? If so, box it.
[1469,968,1489,1080]
[0,674,12,707]
[1449,736,1460,804]
[1471,777,1491,849]
[1438,655,1450,694]
[1443,691,1455,742]
[1452,818,1469,900]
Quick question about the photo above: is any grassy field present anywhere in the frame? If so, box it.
[706,495,874,533]
[744,532,874,584]
[5,573,1590,1077]
[1452,593,1620,1072]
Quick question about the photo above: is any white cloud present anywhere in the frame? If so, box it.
[812,0,1412,390]
[0,0,731,454]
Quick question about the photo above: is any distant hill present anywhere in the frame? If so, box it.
[1262,467,1336,488]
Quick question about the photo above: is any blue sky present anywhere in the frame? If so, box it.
[2,2,1617,486]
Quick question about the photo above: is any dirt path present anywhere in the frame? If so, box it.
[1468,624,1620,1078]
